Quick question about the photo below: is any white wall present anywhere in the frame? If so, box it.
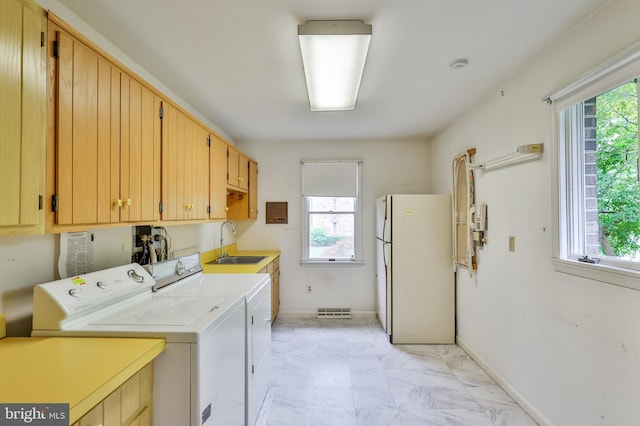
[235,139,430,315]
[429,0,640,424]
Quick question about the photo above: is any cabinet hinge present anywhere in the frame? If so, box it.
[227,172,229,180]
[206,205,211,214]
[52,40,59,59]
[40,32,45,48]
[226,148,229,158]
[159,201,163,213]
[52,194,58,212]
[251,364,255,375]
[38,195,44,210]
[251,315,254,325]
[159,104,164,119]
[207,136,211,147]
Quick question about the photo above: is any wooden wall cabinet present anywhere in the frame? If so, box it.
[227,159,258,221]
[49,20,161,227]
[227,146,249,191]
[44,14,259,231]
[73,362,152,426]
[161,102,209,221]
[0,0,46,235]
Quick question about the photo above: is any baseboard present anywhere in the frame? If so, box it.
[456,336,553,426]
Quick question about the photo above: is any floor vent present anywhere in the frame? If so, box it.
[317,307,352,319]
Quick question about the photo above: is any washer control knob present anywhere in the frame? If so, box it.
[127,269,145,283]
[96,281,108,289]
[68,288,80,298]
[176,261,185,276]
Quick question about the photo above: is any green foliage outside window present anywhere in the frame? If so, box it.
[310,228,343,247]
[596,80,640,256]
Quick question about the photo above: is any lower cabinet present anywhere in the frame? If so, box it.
[259,256,280,323]
[74,363,152,426]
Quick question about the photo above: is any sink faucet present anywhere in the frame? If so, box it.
[219,220,237,261]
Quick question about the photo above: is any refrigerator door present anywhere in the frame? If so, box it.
[375,195,391,334]
[390,194,453,344]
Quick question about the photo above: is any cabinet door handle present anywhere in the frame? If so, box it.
[225,207,229,212]
[126,198,132,206]
[114,199,123,207]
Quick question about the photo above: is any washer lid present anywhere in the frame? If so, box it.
[91,295,225,326]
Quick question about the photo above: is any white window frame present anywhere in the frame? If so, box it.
[548,40,640,291]
[300,160,363,265]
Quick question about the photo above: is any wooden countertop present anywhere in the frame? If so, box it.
[0,337,165,424]
[200,244,280,274]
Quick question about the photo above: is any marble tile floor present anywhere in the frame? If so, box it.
[256,316,538,426]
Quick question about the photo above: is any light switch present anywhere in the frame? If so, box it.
[508,236,515,252]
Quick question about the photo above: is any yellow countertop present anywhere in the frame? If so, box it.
[0,337,165,424]
[200,244,280,273]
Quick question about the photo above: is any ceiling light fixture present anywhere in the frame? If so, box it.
[449,58,469,69]
[298,20,372,112]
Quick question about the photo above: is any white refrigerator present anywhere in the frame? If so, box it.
[376,194,454,344]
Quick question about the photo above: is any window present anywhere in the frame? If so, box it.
[301,161,362,263]
[551,42,640,289]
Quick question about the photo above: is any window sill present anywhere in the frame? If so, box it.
[552,258,640,291]
[300,260,365,266]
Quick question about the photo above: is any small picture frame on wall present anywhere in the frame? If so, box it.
[266,202,288,224]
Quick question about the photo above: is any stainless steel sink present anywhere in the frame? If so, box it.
[207,255,267,265]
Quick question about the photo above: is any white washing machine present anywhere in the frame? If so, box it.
[31,254,271,426]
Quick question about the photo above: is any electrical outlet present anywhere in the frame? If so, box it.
[306,284,312,293]
[508,236,516,252]
[122,238,131,251]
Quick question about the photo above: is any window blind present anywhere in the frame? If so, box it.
[301,161,360,197]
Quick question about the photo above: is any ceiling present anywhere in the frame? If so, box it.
[57,0,607,143]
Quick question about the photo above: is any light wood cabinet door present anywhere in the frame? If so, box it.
[120,75,161,222]
[238,153,249,191]
[55,37,162,226]
[227,146,249,191]
[248,160,258,219]
[161,103,209,220]
[0,0,45,233]
[54,26,122,225]
[51,19,163,228]
[193,124,210,220]
[209,134,228,220]
[227,145,240,188]
[161,102,179,220]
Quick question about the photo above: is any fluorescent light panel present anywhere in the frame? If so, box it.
[298,20,372,111]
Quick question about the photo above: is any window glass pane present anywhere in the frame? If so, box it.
[308,196,355,212]
[585,80,639,260]
[309,213,355,259]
